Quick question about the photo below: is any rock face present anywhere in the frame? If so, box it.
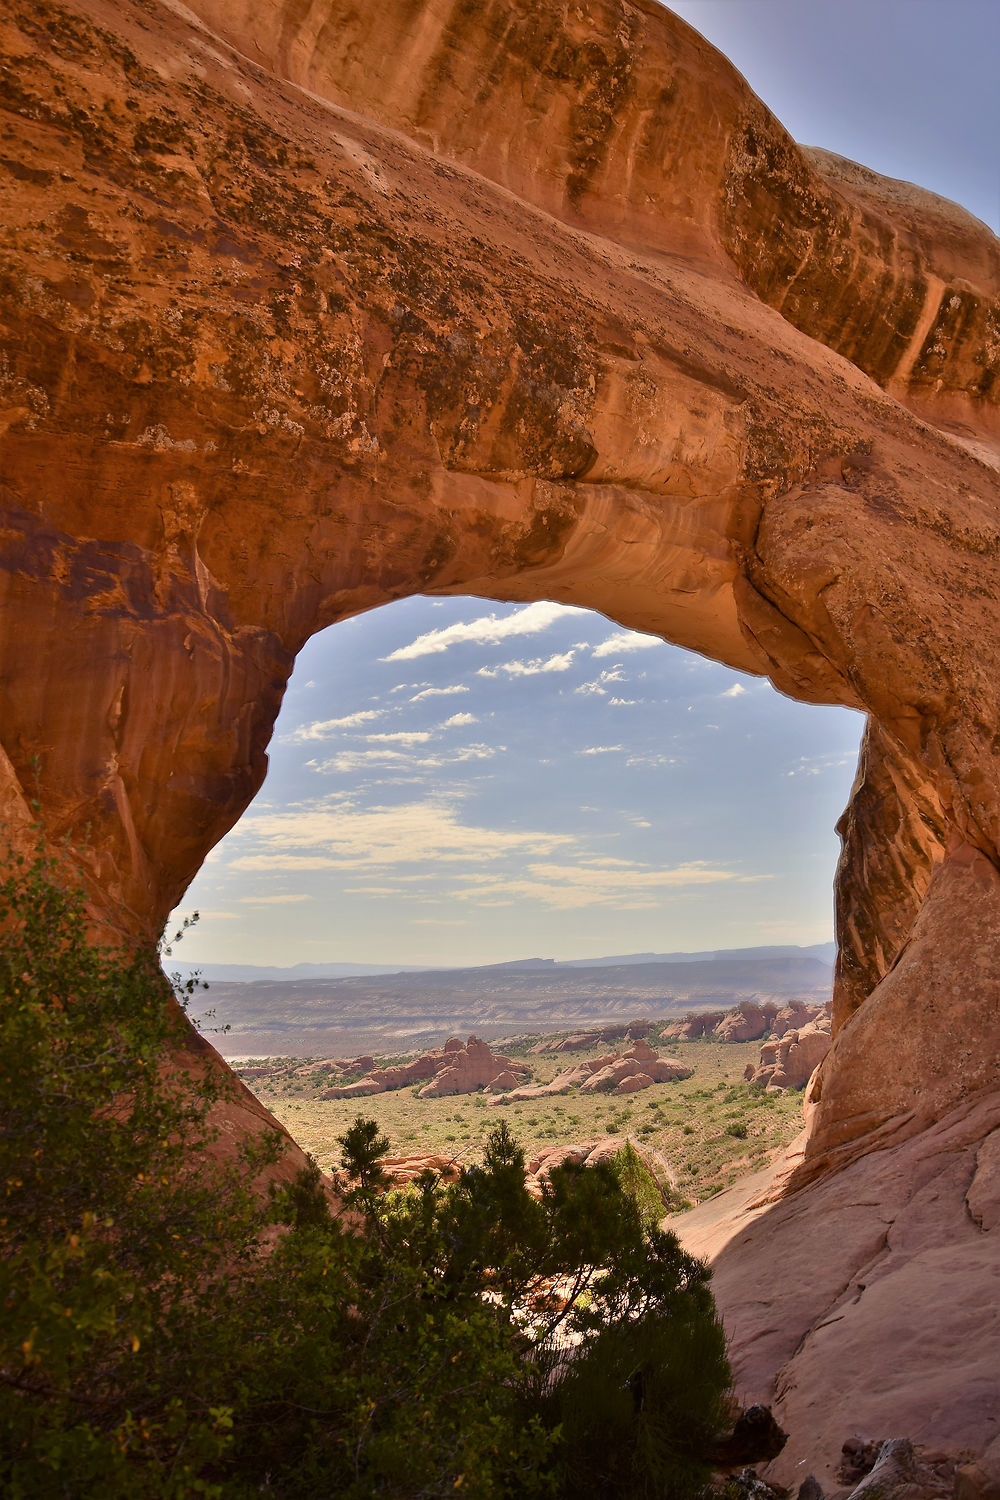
[525,1135,670,1202]
[660,1011,728,1042]
[321,1036,528,1099]
[715,1002,776,1043]
[3,0,1000,1472]
[745,1020,832,1092]
[490,1042,691,1102]
[675,1093,1000,1492]
[532,1020,652,1052]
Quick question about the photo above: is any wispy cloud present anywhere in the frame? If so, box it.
[284,709,384,742]
[577,745,624,756]
[592,630,662,658]
[453,860,767,910]
[721,684,748,698]
[239,893,312,905]
[409,685,470,702]
[477,651,576,678]
[382,602,582,661]
[441,712,478,727]
[575,668,626,696]
[229,799,574,871]
[786,752,857,778]
[313,743,500,774]
[366,731,433,745]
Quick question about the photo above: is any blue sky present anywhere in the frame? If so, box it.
[183,601,862,965]
[173,1,996,968]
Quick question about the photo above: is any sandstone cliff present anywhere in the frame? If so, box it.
[3,0,1000,1471]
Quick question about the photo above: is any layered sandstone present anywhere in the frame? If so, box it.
[3,0,1000,1471]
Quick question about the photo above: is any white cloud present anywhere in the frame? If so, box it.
[577,745,624,756]
[453,859,766,910]
[452,743,501,760]
[409,684,470,702]
[786,752,857,778]
[229,799,574,871]
[721,684,748,698]
[592,630,662,658]
[366,731,433,745]
[608,697,639,706]
[382,601,582,661]
[625,753,677,768]
[477,650,576,678]
[575,668,626,696]
[239,893,312,905]
[284,709,384,742]
[341,886,406,895]
[441,712,478,727]
[312,742,500,774]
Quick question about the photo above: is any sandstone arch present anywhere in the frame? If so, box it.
[3,0,1000,1471]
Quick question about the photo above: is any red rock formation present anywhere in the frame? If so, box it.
[579,1054,692,1094]
[534,1019,652,1052]
[770,1003,830,1039]
[525,1135,669,1200]
[745,1023,831,1092]
[323,1036,528,1099]
[714,1002,776,1043]
[660,1012,728,1041]
[4,0,1000,1469]
[418,1037,528,1097]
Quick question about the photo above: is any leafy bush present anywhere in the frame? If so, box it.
[1,847,732,1497]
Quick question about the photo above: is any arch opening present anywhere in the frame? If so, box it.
[171,595,863,1056]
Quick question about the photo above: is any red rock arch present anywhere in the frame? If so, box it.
[5,0,1000,1466]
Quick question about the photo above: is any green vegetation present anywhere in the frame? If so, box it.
[1,848,734,1497]
[240,1039,805,1204]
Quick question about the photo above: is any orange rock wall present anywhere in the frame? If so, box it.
[2,0,999,1171]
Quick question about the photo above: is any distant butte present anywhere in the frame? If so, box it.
[2,0,999,1477]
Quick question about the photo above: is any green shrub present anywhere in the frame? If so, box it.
[1,847,732,1497]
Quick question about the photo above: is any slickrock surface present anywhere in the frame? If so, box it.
[3,0,1000,1471]
[675,1093,1000,1491]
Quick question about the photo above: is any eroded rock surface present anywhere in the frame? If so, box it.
[3,0,1000,1473]
[320,1035,529,1098]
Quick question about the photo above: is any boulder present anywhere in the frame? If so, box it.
[417,1037,527,1097]
[484,1069,521,1092]
[715,1003,772,1043]
[321,1077,383,1099]
[747,1024,832,1092]
[660,1012,727,1042]
[955,1435,1000,1500]
[614,1071,654,1094]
